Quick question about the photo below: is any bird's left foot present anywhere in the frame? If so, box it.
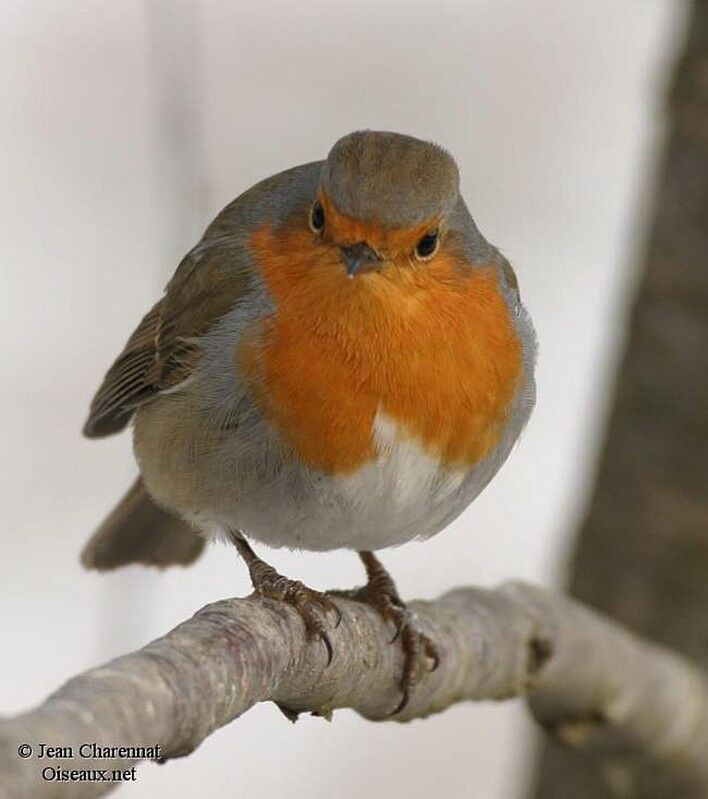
[350,551,440,714]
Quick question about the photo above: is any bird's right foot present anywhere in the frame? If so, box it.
[228,530,341,663]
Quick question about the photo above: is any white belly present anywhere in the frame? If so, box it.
[198,410,494,552]
[162,275,536,553]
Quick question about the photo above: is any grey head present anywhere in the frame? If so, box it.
[320,130,460,229]
[202,129,494,275]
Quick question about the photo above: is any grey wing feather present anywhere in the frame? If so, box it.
[83,301,163,438]
[82,237,254,439]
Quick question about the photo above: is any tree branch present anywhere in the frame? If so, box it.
[2,582,708,799]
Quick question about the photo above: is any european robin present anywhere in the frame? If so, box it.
[82,130,537,712]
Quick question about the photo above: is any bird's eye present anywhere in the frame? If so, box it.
[309,201,325,233]
[414,230,439,261]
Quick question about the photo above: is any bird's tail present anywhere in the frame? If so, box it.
[81,477,205,570]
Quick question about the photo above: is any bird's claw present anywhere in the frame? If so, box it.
[242,553,340,665]
[389,616,440,715]
[230,531,339,664]
[349,574,440,714]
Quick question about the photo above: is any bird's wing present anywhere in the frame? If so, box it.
[83,238,253,438]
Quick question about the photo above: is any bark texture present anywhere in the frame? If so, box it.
[2,583,708,799]
[531,2,708,797]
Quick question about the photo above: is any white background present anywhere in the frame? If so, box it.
[0,2,686,797]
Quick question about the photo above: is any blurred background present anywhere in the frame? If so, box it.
[0,2,690,797]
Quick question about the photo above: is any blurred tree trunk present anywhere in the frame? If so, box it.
[530,2,708,797]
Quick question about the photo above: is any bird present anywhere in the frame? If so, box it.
[81,130,537,713]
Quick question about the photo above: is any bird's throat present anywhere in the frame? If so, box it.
[239,221,523,475]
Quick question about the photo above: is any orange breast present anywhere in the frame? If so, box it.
[239,221,523,475]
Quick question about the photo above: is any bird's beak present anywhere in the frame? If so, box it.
[340,242,382,276]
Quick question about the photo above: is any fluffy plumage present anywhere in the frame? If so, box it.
[82,130,536,565]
